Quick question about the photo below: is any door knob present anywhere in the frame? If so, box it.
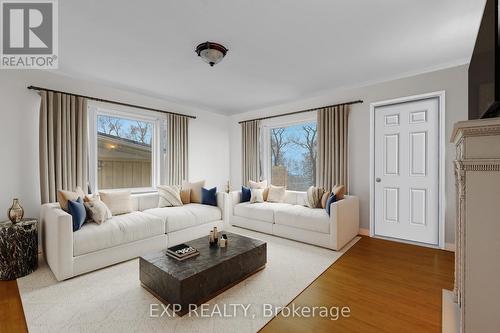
[376,177,381,183]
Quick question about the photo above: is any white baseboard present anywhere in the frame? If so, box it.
[444,243,456,252]
[358,228,370,236]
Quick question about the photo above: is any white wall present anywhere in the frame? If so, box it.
[0,65,467,247]
[229,65,468,245]
[0,70,230,223]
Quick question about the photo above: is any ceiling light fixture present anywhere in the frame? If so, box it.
[195,41,228,67]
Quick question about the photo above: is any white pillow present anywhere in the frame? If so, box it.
[250,188,264,203]
[99,190,133,215]
[84,197,112,224]
[267,185,286,203]
[157,185,183,207]
[249,180,268,189]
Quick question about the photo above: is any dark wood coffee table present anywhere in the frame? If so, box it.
[139,231,267,315]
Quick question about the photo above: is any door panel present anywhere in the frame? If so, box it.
[374,98,439,245]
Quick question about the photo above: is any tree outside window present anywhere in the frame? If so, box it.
[270,122,317,191]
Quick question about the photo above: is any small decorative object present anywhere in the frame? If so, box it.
[220,234,227,248]
[166,243,199,261]
[195,41,228,67]
[8,198,24,223]
[213,227,219,246]
[209,230,215,246]
[225,180,231,194]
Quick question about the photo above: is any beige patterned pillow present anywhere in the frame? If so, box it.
[84,197,112,224]
[249,180,267,189]
[57,186,85,212]
[267,185,286,203]
[249,180,269,201]
[250,188,265,203]
[306,186,324,208]
[99,190,133,215]
[182,180,205,204]
[157,185,183,207]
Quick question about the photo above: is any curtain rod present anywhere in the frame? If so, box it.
[27,85,197,119]
[238,100,363,124]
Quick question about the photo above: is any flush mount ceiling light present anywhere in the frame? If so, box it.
[195,42,228,67]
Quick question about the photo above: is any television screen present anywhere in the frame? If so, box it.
[468,0,500,119]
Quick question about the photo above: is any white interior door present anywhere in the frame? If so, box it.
[374,97,439,245]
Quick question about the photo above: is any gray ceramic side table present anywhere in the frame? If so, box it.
[0,218,38,280]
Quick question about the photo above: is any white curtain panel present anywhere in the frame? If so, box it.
[166,114,189,185]
[39,91,89,204]
[317,104,349,192]
[241,120,261,187]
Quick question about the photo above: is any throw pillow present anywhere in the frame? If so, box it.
[180,189,191,204]
[157,185,183,207]
[68,197,86,232]
[201,187,217,206]
[250,188,264,203]
[241,186,251,202]
[182,180,205,204]
[267,185,286,203]
[84,197,112,224]
[325,193,337,216]
[321,191,331,209]
[332,185,346,200]
[249,180,267,189]
[249,180,269,201]
[99,190,133,215]
[306,186,324,208]
[57,186,85,212]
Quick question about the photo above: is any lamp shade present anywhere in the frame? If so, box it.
[195,42,228,66]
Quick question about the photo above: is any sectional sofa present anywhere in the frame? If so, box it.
[228,190,359,250]
[41,192,225,281]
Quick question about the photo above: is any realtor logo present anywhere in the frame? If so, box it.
[1,0,58,68]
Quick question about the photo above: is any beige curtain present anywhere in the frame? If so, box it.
[166,114,189,185]
[317,104,349,192]
[241,120,261,186]
[39,91,89,203]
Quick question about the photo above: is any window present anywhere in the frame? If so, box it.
[89,105,164,193]
[264,120,317,191]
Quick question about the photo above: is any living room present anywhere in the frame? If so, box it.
[0,1,499,332]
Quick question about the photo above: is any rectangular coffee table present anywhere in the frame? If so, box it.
[139,231,267,315]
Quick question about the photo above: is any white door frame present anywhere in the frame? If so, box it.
[369,91,446,249]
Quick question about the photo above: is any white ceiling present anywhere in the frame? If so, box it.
[58,0,485,115]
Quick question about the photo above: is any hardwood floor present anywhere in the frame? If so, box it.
[0,280,28,333]
[0,236,453,333]
[260,236,454,333]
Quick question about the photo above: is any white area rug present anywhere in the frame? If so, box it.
[18,227,359,333]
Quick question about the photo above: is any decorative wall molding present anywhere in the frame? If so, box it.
[455,159,500,172]
[451,118,500,143]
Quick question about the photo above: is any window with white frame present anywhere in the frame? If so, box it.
[261,115,317,191]
[89,104,165,193]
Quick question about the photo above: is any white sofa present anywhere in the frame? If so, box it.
[228,190,359,250]
[41,192,225,281]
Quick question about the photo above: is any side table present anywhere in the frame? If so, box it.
[0,218,38,280]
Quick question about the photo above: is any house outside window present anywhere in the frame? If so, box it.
[88,105,164,193]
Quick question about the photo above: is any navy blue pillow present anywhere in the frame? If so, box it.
[202,187,217,206]
[325,193,337,216]
[68,197,86,232]
[241,186,251,202]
